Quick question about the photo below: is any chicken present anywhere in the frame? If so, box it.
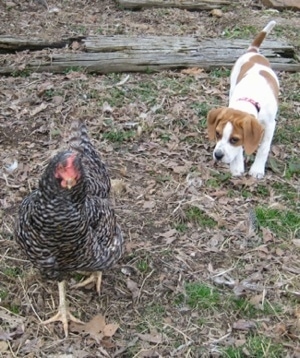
[15,120,124,337]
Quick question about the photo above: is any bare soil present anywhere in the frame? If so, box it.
[0,1,300,357]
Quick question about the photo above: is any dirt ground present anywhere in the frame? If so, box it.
[0,0,300,357]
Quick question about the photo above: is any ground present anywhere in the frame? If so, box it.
[0,0,300,357]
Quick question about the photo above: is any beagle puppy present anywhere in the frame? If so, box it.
[207,21,279,179]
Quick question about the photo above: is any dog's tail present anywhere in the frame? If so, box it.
[247,21,276,53]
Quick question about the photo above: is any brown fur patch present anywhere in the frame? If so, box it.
[249,31,267,49]
[236,54,271,85]
[260,69,279,101]
[237,62,254,84]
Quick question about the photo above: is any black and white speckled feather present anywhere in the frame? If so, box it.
[15,120,123,281]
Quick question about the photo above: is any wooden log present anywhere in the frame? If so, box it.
[82,36,295,57]
[261,0,300,11]
[0,36,298,74]
[116,0,236,10]
[0,35,84,54]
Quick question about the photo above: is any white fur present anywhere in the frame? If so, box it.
[213,23,279,179]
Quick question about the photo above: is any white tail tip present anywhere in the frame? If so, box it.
[262,20,276,34]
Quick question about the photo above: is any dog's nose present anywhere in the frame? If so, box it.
[214,150,224,161]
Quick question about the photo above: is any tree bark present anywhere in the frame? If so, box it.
[0,35,298,74]
[0,36,84,54]
[116,0,236,10]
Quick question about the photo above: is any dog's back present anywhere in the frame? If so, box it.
[230,21,276,93]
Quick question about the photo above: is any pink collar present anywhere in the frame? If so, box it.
[237,97,261,113]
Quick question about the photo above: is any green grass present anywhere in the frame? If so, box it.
[272,182,298,204]
[9,305,20,314]
[185,283,220,309]
[222,335,284,358]
[185,206,217,228]
[3,267,22,278]
[222,25,257,39]
[136,259,149,273]
[174,223,188,233]
[190,102,211,117]
[232,298,282,318]
[210,68,231,78]
[255,206,300,239]
[0,289,8,300]
[285,159,300,179]
[102,129,136,143]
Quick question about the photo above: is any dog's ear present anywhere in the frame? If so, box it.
[207,108,226,141]
[243,115,264,155]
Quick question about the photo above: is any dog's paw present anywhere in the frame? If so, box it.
[231,169,244,177]
[249,166,265,179]
[230,162,244,177]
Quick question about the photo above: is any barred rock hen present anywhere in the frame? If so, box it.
[15,120,124,337]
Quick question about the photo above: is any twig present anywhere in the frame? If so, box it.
[137,269,155,303]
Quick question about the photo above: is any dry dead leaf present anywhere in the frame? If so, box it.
[0,341,8,353]
[249,293,263,305]
[211,9,223,17]
[70,315,119,343]
[111,179,127,195]
[143,201,156,209]
[136,333,163,344]
[127,278,139,299]
[181,67,204,76]
[37,82,54,97]
[262,228,274,242]
[172,165,187,174]
[232,319,256,331]
[292,239,300,247]
[103,323,119,337]
[30,103,48,117]
[102,101,113,113]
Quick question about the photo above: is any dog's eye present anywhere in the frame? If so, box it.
[216,131,221,139]
[230,137,239,144]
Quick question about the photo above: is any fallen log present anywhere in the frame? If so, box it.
[116,0,237,10]
[0,36,84,54]
[261,0,300,11]
[0,36,298,74]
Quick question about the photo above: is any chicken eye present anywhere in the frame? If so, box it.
[230,137,239,144]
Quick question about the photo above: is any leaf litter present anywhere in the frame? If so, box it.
[0,0,299,357]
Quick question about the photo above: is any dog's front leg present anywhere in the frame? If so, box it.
[249,120,276,179]
[230,148,244,176]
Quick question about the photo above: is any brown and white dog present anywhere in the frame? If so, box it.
[207,21,279,179]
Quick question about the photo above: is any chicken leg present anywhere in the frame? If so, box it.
[72,271,102,295]
[42,280,84,337]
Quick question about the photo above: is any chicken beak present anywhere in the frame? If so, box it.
[66,178,76,189]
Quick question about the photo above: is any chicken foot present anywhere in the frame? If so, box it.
[42,280,84,337]
[72,271,102,295]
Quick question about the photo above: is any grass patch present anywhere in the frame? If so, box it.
[102,129,135,143]
[3,267,22,278]
[185,282,220,309]
[210,68,231,78]
[272,182,298,204]
[0,289,8,300]
[285,159,300,179]
[136,259,149,273]
[222,335,284,358]
[174,223,188,233]
[255,206,300,239]
[232,298,282,318]
[222,25,257,39]
[185,206,217,228]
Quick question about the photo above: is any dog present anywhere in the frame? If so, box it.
[207,21,279,179]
